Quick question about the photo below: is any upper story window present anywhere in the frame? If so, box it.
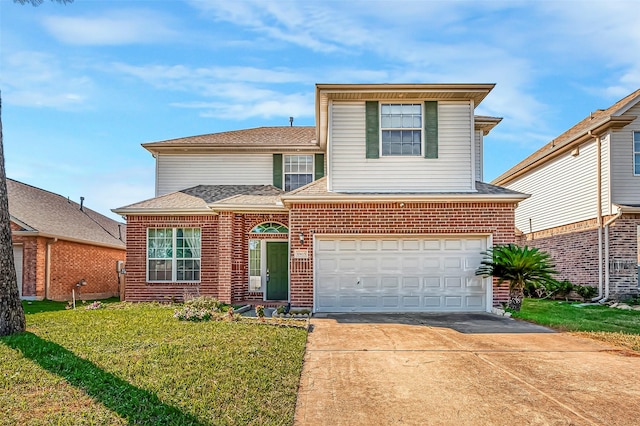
[381,104,423,156]
[284,155,313,191]
[634,131,640,175]
[147,228,201,282]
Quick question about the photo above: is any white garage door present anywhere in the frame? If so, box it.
[315,236,489,313]
[13,245,23,298]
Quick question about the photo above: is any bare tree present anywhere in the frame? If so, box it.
[14,0,73,5]
[0,94,26,336]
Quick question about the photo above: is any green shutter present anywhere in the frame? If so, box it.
[424,101,438,159]
[273,154,283,189]
[314,153,324,180]
[365,101,380,159]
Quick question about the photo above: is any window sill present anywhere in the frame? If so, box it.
[146,281,201,285]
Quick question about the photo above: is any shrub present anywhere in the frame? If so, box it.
[183,296,224,312]
[173,306,212,322]
[85,301,104,310]
[574,285,598,301]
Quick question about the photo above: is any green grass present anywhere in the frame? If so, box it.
[21,297,121,314]
[513,299,640,333]
[513,298,640,352]
[1,303,308,425]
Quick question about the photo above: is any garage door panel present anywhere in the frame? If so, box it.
[315,236,488,313]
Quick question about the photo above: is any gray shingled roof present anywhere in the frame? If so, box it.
[114,185,284,211]
[143,126,317,149]
[284,177,524,197]
[8,179,126,248]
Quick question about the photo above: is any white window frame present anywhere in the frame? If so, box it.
[634,131,640,176]
[284,154,314,191]
[380,103,423,157]
[147,227,201,283]
[249,239,263,292]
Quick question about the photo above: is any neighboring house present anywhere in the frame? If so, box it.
[493,89,640,300]
[8,178,126,301]
[114,83,527,313]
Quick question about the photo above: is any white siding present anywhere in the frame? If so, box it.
[507,139,608,233]
[611,106,640,205]
[156,154,273,195]
[329,101,474,192]
[475,130,483,182]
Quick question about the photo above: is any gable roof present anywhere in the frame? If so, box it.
[113,185,285,214]
[494,89,640,185]
[142,126,318,153]
[8,178,126,249]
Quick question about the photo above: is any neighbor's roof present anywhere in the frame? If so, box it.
[281,177,528,204]
[113,185,285,214]
[494,89,640,185]
[142,126,318,152]
[8,178,126,249]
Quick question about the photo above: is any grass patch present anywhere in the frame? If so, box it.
[513,298,640,351]
[1,303,307,425]
[21,297,121,315]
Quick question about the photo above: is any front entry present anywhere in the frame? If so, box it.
[266,242,289,300]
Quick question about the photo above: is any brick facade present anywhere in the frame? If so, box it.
[11,221,125,301]
[124,213,288,304]
[287,201,518,308]
[123,202,517,308]
[523,214,639,299]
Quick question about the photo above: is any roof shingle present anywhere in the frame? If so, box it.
[8,179,126,247]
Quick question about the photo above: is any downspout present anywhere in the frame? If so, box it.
[602,209,623,302]
[588,130,604,301]
[45,238,58,300]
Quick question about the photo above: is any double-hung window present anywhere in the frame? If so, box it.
[634,131,640,175]
[381,104,422,156]
[147,228,201,282]
[284,155,313,191]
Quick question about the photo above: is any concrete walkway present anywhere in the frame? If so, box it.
[294,313,640,425]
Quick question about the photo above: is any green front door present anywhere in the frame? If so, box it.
[266,242,289,300]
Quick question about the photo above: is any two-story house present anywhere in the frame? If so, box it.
[494,89,640,301]
[114,83,527,312]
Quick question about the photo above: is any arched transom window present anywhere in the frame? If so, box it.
[250,222,288,234]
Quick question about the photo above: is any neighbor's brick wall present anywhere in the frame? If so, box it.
[288,201,518,308]
[523,214,639,299]
[48,240,125,301]
[10,234,47,299]
[608,214,640,298]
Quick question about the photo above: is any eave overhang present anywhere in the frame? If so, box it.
[315,83,496,150]
[111,208,217,216]
[281,192,528,207]
[11,230,125,250]
[143,144,322,156]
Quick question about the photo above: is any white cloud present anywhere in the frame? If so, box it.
[42,9,178,45]
[1,51,93,108]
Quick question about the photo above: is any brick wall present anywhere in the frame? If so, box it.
[124,213,289,304]
[10,234,47,299]
[288,201,518,308]
[48,240,125,301]
[524,214,639,299]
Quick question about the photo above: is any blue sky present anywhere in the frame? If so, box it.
[2,0,640,220]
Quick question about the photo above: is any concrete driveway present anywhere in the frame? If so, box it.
[294,313,640,425]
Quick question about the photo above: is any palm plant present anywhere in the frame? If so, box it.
[476,244,557,312]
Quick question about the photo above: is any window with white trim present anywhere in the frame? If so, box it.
[284,155,313,191]
[381,104,422,156]
[249,240,262,291]
[147,228,201,282]
[634,131,640,175]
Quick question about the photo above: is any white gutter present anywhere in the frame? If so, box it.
[209,204,288,213]
[111,208,217,216]
[601,209,623,303]
[281,193,529,205]
[588,130,604,301]
[12,231,125,251]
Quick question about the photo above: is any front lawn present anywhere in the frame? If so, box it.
[514,298,640,351]
[21,297,121,314]
[0,303,308,425]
